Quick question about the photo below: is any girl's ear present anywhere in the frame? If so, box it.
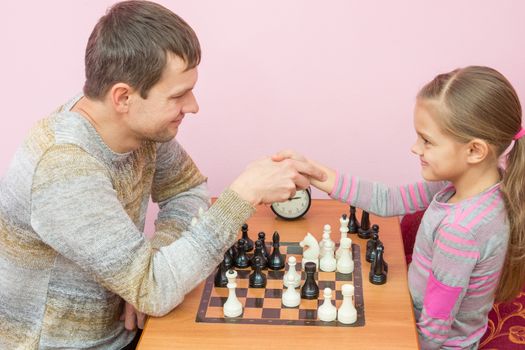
[466,139,490,164]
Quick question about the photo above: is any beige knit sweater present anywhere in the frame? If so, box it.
[0,96,254,349]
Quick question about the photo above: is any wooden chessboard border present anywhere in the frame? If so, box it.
[196,242,365,327]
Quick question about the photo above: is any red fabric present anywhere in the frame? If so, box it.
[399,210,424,265]
[400,211,525,349]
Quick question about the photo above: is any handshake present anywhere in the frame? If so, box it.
[229,150,335,206]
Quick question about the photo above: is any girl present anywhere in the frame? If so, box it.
[275,66,525,349]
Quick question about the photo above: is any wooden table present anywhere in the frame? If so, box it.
[138,200,419,349]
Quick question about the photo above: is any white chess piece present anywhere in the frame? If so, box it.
[223,270,243,317]
[283,256,301,288]
[319,240,336,272]
[337,284,357,324]
[282,274,301,307]
[319,225,334,257]
[336,215,350,258]
[299,232,320,268]
[318,288,337,322]
[336,237,354,274]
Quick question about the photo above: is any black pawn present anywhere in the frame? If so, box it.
[369,243,387,285]
[251,239,268,269]
[249,256,267,288]
[214,260,229,287]
[300,262,319,299]
[366,225,380,263]
[234,239,250,268]
[358,211,372,239]
[258,231,270,259]
[268,231,285,270]
[229,244,238,262]
[223,249,234,270]
[241,223,254,252]
[348,206,360,233]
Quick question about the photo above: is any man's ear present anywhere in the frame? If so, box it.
[109,83,133,113]
[466,139,489,164]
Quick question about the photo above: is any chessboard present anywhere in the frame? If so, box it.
[196,242,365,327]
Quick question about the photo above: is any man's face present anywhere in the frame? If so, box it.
[126,53,199,143]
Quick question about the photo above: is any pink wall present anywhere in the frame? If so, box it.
[1,1,524,229]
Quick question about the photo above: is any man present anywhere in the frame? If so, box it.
[0,1,325,349]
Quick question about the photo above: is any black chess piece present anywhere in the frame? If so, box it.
[213,260,229,287]
[234,239,250,268]
[249,256,267,288]
[268,231,285,270]
[229,244,238,263]
[300,262,319,299]
[369,243,387,285]
[366,225,380,263]
[223,249,234,270]
[241,223,254,252]
[258,231,269,259]
[357,211,372,239]
[251,239,268,269]
[348,206,360,233]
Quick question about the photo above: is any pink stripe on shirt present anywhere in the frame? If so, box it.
[420,313,452,332]
[463,196,501,230]
[469,270,500,284]
[339,175,348,202]
[443,325,487,346]
[456,185,499,223]
[399,187,410,212]
[412,255,431,273]
[418,182,429,206]
[438,228,477,246]
[435,239,480,260]
[408,184,418,209]
[419,325,448,340]
[329,170,340,197]
[347,176,356,204]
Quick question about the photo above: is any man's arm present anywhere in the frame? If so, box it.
[31,144,253,316]
[150,140,211,249]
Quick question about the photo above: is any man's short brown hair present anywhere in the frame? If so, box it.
[83,0,201,99]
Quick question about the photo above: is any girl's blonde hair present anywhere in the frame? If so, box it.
[418,66,524,302]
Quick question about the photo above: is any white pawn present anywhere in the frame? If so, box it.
[318,288,337,322]
[223,270,243,317]
[336,215,350,258]
[319,225,334,257]
[283,256,301,288]
[319,240,336,272]
[337,284,357,324]
[336,237,354,274]
[282,274,301,307]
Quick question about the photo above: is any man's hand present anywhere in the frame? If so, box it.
[229,156,326,206]
[121,302,146,331]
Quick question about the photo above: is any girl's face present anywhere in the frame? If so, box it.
[411,100,469,183]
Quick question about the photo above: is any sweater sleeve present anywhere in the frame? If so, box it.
[30,144,255,316]
[150,140,210,248]
[329,171,446,216]
[417,223,479,349]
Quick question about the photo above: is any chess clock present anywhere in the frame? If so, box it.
[271,187,312,220]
